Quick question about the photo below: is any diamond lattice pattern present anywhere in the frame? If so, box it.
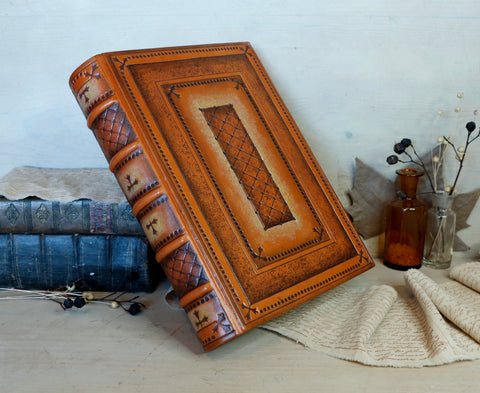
[92,102,138,161]
[162,242,209,298]
[201,104,294,229]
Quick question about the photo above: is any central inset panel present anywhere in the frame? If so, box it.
[200,104,295,230]
[162,75,333,272]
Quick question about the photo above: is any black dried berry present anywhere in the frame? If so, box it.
[400,138,412,148]
[386,155,399,165]
[63,298,74,309]
[466,121,476,133]
[74,297,86,308]
[128,303,142,316]
[393,143,405,154]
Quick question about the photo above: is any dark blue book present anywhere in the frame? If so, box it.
[0,198,143,235]
[0,233,161,292]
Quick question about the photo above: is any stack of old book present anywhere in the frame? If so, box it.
[0,167,161,292]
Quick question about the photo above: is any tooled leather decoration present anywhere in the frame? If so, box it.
[160,242,209,299]
[91,103,138,161]
[165,76,328,263]
[200,104,295,230]
[88,101,210,299]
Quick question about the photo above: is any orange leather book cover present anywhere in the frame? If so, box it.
[70,42,374,351]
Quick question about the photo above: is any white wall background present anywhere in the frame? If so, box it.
[2,0,480,254]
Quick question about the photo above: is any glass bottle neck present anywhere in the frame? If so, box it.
[397,168,423,200]
[432,193,454,210]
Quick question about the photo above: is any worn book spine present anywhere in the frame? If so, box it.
[0,233,160,292]
[70,55,234,351]
[0,199,143,235]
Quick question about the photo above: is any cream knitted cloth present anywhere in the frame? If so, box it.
[263,264,480,367]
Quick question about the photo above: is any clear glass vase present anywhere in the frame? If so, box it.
[423,193,456,269]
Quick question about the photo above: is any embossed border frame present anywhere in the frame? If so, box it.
[162,75,332,271]
[105,42,373,327]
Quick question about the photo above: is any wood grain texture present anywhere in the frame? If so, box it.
[0,258,479,393]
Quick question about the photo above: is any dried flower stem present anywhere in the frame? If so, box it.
[0,287,145,315]
[398,149,436,192]
[431,143,446,193]
[443,129,480,195]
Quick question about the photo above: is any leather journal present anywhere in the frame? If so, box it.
[70,42,374,351]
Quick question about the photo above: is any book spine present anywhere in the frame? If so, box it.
[0,199,143,235]
[70,58,236,350]
[0,233,160,292]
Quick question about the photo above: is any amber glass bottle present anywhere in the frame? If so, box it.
[384,168,427,270]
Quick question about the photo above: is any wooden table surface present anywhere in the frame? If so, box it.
[1,256,479,393]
